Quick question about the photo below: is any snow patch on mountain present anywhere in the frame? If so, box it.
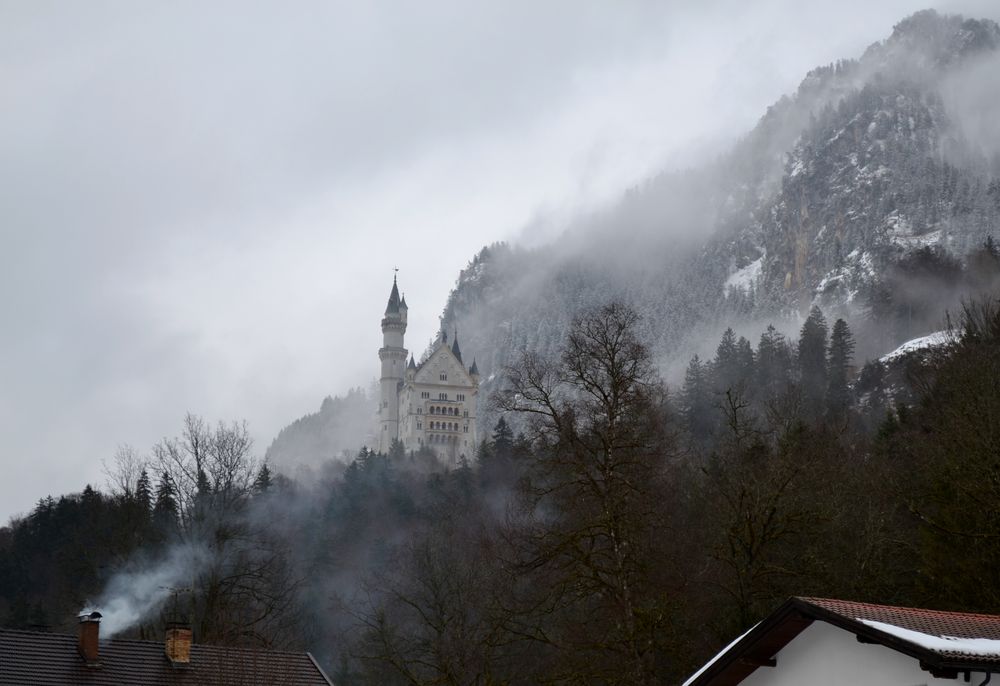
[725,257,763,292]
[885,211,944,248]
[813,249,876,307]
[880,330,951,362]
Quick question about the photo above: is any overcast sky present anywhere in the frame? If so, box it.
[1,0,994,522]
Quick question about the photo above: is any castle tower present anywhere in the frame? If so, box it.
[378,274,408,452]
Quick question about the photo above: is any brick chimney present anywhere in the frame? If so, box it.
[77,611,102,667]
[165,622,192,666]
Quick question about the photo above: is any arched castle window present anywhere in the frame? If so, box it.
[440,372,447,381]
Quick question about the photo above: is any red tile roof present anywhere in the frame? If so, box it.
[0,628,334,685]
[802,597,1000,662]
[684,597,1000,686]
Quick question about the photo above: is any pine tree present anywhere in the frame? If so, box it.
[388,438,405,461]
[153,471,179,534]
[798,306,829,418]
[254,463,273,494]
[712,328,742,394]
[755,325,794,404]
[492,418,514,460]
[682,355,714,442]
[135,469,152,515]
[825,318,856,417]
[736,336,755,382]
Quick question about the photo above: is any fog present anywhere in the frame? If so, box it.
[0,0,990,523]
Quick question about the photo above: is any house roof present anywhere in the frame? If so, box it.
[0,628,334,686]
[684,597,1000,686]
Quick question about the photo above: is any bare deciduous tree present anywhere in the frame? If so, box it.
[494,302,677,685]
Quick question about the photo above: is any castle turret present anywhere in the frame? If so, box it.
[378,274,408,452]
[451,329,463,363]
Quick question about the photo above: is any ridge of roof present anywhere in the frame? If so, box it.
[799,597,1000,640]
[0,627,318,657]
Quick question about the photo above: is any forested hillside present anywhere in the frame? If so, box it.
[440,10,1000,402]
[3,8,1000,686]
[3,289,1000,683]
[262,11,1000,467]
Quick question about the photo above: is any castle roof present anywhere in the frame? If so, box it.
[385,275,401,315]
[408,355,416,370]
[451,330,463,363]
[469,358,479,376]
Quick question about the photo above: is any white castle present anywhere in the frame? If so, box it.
[377,275,479,460]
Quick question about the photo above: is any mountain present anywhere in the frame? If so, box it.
[441,10,1000,389]
[270,10,1000,465]
[265,387,375,474]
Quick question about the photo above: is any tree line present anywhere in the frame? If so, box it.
[2,295,1000,684]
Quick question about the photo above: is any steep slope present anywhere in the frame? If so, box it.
[264,387,375,473]
[268,10,1000,464]
[442,10,1000,393]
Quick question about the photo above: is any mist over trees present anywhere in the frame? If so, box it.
[3,8,1000,686]
[4,291,1000,684]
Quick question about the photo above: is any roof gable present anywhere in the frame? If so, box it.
[684,598,1000,686]
[414,344,474,387]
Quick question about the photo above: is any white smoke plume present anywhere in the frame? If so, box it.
[82,543,207,637]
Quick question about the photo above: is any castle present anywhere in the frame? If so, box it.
[377,275,479,460]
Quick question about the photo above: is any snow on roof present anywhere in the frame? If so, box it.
[859,619,1000,659]
[682,624,759,686]
[880,330,951,362]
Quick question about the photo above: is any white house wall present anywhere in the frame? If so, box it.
[740,621,966,686]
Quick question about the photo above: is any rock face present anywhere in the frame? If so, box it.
[438,10,1000,383]
[749,12,1000,316]
[270,11,1000,462]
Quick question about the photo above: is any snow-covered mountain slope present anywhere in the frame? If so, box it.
[880,331,952,363]
[269,10,1000,464]
[441,10,1000,386]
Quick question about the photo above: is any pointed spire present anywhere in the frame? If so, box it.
[451,328,462,363]
[399,293,408,310]
[408,355,416,371]
[384,273,401,315]
[469,357,479,376]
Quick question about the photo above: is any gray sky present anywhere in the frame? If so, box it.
[1,0,991,522]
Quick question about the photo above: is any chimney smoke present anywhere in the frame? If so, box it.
[77,611,102,667]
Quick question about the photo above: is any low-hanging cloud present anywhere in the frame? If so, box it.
[1,0,993,523]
